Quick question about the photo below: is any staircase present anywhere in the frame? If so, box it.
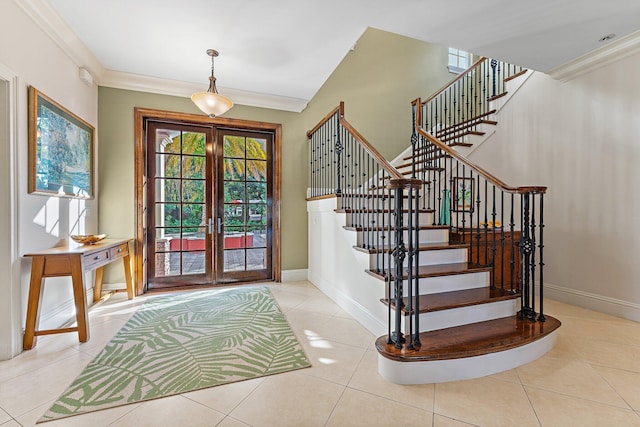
[306,58,560,384]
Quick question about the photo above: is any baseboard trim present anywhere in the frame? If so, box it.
[308,272,386,336]
[281,269,308,282]
[544,282,640,322]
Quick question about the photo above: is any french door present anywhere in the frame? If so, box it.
[216,130,273,283]
[144,118,276,290]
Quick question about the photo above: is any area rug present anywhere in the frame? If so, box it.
[39,286,310,423]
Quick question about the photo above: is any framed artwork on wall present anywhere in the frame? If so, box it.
[453,177,474,212]
[28,86,94,199]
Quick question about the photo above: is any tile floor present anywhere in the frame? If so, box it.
[1,281,640,426]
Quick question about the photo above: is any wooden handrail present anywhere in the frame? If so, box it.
[421,56,487,106]
[413,99,546,195]
[339,117,404,180]
[306,102,404,181]
[306,103,344,138]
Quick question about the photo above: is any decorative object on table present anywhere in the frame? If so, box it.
[39,286,310,423]
[28,86,95,199]
[452,177,474,212]
[70,234,107,245]
[191,48,233,117]
[480,220,502,228]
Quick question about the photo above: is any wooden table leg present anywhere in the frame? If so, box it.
[23,256,46,350]
[123,251,134,300]
[93,266,105,303]
[70,257,90,343]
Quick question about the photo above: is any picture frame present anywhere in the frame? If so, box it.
[28,86,94,199]
[453,177,474,212]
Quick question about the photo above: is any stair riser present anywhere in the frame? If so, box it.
[369,248,467,270]
[355,228,448,246]
[399,299,518,334]
[346,211,433,228]
[377,330,558,384]
[341,196,419,211]
[394,271,490,296]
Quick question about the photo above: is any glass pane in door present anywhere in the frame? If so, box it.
[151,128,209,281]
[222,135,268,273]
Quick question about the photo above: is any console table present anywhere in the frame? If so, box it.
[23,238,134,350]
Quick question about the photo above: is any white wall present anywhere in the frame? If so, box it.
[468,51,640,320]
[0,0,98,358]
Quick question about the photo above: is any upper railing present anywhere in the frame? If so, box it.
[420,57,526,147]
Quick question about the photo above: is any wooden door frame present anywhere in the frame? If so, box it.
[134,108,281,294]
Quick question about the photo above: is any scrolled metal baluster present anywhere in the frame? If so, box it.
[538,193,546,322]
[412,186,422,348]
[520,193,535,320]
[334,117,342,195]
[391,184,406,349]
[490,59,498,98]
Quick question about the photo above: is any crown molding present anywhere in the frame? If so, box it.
[15,0,308,112]
[548,30,640,82]
[101,70,309,112]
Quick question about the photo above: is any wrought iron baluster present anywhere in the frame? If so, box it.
[538,193,546,322]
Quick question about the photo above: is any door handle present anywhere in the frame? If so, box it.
[208,218,213,234]
[217,217,222,234]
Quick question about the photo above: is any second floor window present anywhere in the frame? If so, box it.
[448,48,470,74]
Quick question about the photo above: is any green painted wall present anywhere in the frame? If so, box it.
[98,27,453,282]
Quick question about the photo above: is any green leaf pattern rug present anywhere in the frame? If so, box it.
[39,286,310,423]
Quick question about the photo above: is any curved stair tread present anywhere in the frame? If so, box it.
[366,262,491,280]
[376,315,561,362]
[383,286,520,314]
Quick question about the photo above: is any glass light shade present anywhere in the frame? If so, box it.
[191,92,233,118]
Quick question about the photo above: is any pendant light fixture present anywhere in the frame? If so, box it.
[191,49,233,117]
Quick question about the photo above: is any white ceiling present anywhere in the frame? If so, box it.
[27,0,640,111]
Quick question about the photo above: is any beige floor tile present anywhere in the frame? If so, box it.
[544,299,633,324]
[434,376,539,427]
[287,309,375,349]
[298,337,366,385]
[293,292,343,316]
[592,365,640,410]
[109,395,225,427]
[433,414,479,427]
[0,351,94,418]
[0,420,20,427]
[217,417,251,427]
[334,307,354,319]
[543,333,585,361]
[558,336,640,373]
[229,371,344,427]
[0,337,80,384]
[488,368,521,384]
[69,317,130,357]
[88,293,147,321]
[555,315,640,346]
[326,388,433,427]
[517,356,629,408]
[268,286,310,310]
[183,377,264,414]
[0,409,10,424]
[280,281,322,296]
[348,350,435,410]
[16,400,140,427]
[525,386,640,427]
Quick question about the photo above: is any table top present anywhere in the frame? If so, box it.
[24,238,132,257]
